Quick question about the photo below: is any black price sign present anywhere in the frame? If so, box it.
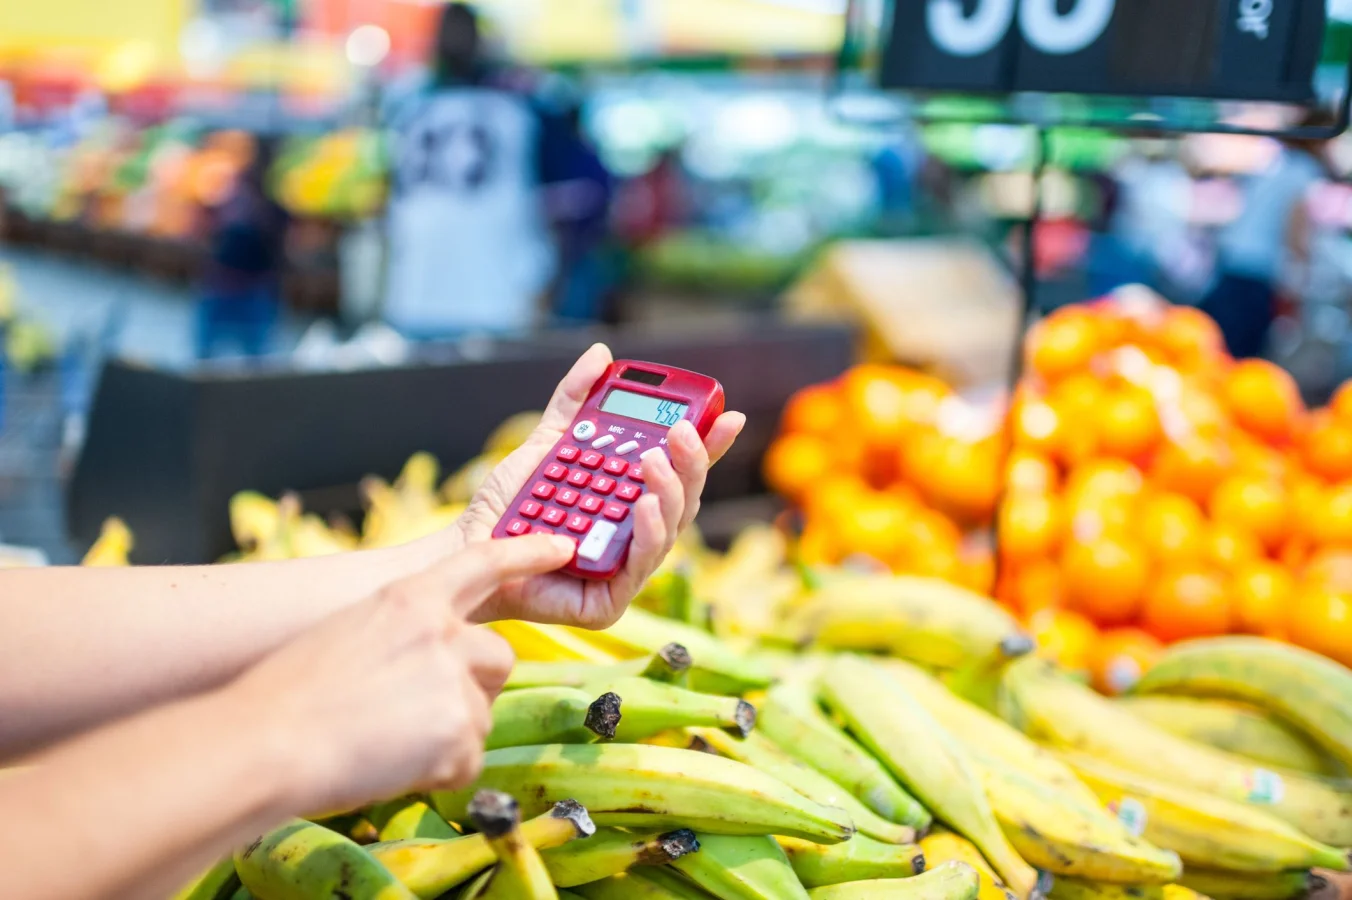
[880,0,1326,102]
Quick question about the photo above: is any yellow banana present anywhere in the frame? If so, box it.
[229,492,279,550]
[805,861,981,900]
[371,800,593,898]
[482,411,543,457]
[757,680,932,830]
[540,827,698,887]
[459,790,556,899]
[1002,658,1352,847]
[235,819,416,900]
[430,743,854,842]
[375,800,459,841]
[582,678,755,742]
[491,621,619,663]
[600,607,774,695]
[693,728,918,845]
[1047,877,1164,900]
[572,868,715,899]
[778,834,925,888]
[486,687,598,749]
[82,516,133,566]
[1116,696,1339,777]
[1176,868,1322,900]
[671,833,810,900]
[920,829,1015,900]
[819,657,1039,899]
[1060,751,1349,873]
[170,857,238,900]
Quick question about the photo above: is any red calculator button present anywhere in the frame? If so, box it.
[556,488,580,507]
[567,469,592,489]
[580,495,604,514]
[531,482,556,500]
[603,457,629,476]
[542,507,566,526]
[566,514,592,534]
[603,503,629,522]
[519,500,543,519]
[544,462,569,481]
[628,465,645,483]
[579,450,605,469]
[531,526,554,535]
[556,445,581,462]
[505,519,530,536]
[616,482,642,502]
[592,476,616,495]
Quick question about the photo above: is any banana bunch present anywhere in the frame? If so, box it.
[81,516,134,566]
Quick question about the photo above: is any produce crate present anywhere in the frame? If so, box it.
[67,318,854,563]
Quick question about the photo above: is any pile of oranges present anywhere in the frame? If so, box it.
[765,291,1352,687]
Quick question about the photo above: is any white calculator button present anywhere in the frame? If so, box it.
[577,520,619,562]
[572,420,598,441]
[614,440,640,455]
[591,434,616,449]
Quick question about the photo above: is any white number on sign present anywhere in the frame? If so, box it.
[927,0,1116,57]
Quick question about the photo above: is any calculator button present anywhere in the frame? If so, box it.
[556,445,581,462]
[505,519,530,536]
[531,482,556,500]
[519,500,543,519]
[572,420,598,441]
[578,520,619,562]
[542,507,567,526]
[616,482,642,502]
[615,440,640,455]
[603,457,629,476]
[544,463,568,481]
[591,434,616,449]
[603,503,629,522]
[591,475,616,495]
[567,469,592,489]
[556,488,580,507]
[566,514,592,534]
[580,495,604,514]
[579,450,604,469]
[531,526,554,535]
[628,465,645,484]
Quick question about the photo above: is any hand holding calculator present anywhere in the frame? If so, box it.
[491,360,725,580]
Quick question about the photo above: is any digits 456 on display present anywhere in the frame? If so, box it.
[927,0,1116,56]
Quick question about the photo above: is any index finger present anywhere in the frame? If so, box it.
[415,535,578,618]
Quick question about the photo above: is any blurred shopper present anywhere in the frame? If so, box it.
[196,139,288,360]
[1200,122,1332,358]
[544,103,616,324]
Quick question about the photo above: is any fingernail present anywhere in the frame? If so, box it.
[640,447,667,465]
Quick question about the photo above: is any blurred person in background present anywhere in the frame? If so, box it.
[1200,118,1333,358]
[544,102,616,324]
[196,138,289,360]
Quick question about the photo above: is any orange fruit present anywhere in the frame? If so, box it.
[1065,496,1136,544]
[1046,374,1106,465]
[1174,380,1233,437]
[1142,567,1232,642]
[1029,607,1099,672]
[1232,560,1296,637]
[1209,475,1290,552]
[1231,436,1292,482]
[1007,450,1059,495]
[895,507,963,568]
[842,365,912,447]
[1027,308,1104,383]
[898,426,945,487]
[1159,305,1227,370]
[1013,397,1067,459]
[922,437,1002,525]
[796,522,837,566]
[1307,483,1352,547]
[1065,459,1146,504]
[1089,628,1165,695]
[1135,492,1206,564]
[832,490,913,565]
[781,382,846,438]
[763,433,832,503]
[1061,535,1151,627]
[1005,558,1064,616]
[1305,548,1352,591]
[1223,359,1305,444]
[998,493,1063,564]
[803,472,871,526]
[1151,438,1234,505]
[1303,412,1352,482]
[895,372,952,428]
[1287,585,1352,668]
[1331,381,1352,423]
[955,543,996,594]
[1095,386,1162,460]
[1205,523,1264,569]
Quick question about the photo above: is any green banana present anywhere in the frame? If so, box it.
[600,607,774,694]
[692,727,917,845]
[371,800,593,898]
[170,857,239,900]
[670,833,810,900]
[757,680,931,830]
[430,743,854,842]
[639,641,694,685]
[1047,878,1164,900]
[227,889,253,900]
[540,827,699,887]
[1116,695,1340,777]
[819,657,1039,899]
[583,678,755,742]
[1061,751,1349,873]
[777,834,926,887]
[459,790,556,900]
[970,749,1182,883]
[506,643,692,691]
[805,860,981,900]
[376,800,460,841]
[235,819,416,900]
[557,892,587,900]
[573,868,717,899]
[486,686,598,749]
[1001,658,1352,847]
[1176,868,1324,900]
[1131,637,1352,771]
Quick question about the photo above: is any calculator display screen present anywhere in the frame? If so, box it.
[600,389,689,427]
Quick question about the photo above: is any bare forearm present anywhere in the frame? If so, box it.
[0,535,445,758]
[0,688,297,900]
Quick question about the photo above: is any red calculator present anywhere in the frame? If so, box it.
[492,360,725,579]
